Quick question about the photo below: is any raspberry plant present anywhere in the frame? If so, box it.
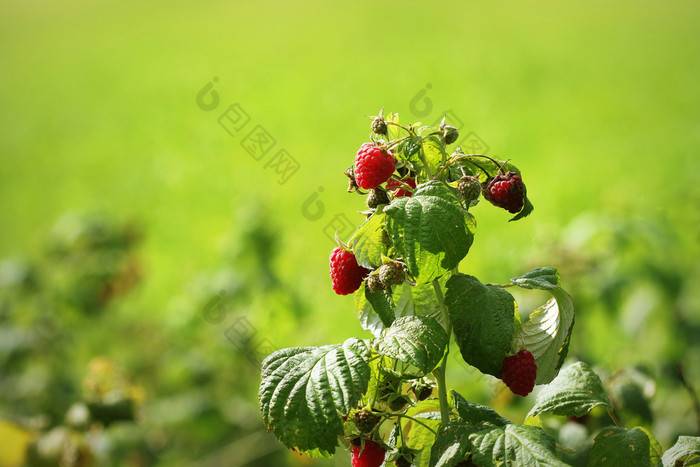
[258,111,699,466]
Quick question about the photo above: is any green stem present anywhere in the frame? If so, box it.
[394,413,439,436]
[432,279,452,426]
[607,409,623,428]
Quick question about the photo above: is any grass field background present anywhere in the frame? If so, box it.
[1,1,699,465]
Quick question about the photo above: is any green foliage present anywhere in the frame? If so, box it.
[662,436,700,467]
[350,211,387,269]
[452,391,510,428]
[445,274,515,377]
[259,338,371,456]
[364,282,396,328]
[510,268,575,384]
[528,362,614,419]
[377,316,448,376]
[429,422,474,466]
[588,427,652,466]
[384,180,475,285]
[255,112,600,463]
[471,423,566,467]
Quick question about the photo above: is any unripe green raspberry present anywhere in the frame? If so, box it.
[366,274,384,293]
[444,125,459,144]
[378,261,404,287]
[371,117,388,136]
[457,176,481,202]
[367,187,390,209]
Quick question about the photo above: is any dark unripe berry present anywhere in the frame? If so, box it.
[457,176,481,202]
[395,456,413,467]
[444,125,459,144]
[371,117,388,136]
[378,262,404,287]
[353,410,381,435]
[367,187,390,209]
[366,274,384,293]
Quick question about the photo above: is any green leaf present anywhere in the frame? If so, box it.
[429,422,473,467]
[386,113,402,141]
[452,390,510,428]
[445,274,515,377]
[528,362,614,419]
[356,282,386,338]
[421,135,447,175]
[401,399,443,466]
[662,435,700,467]
[511,283,575,385]
[358,278,448,338]
[588,427,651,467]
[259,338,371,456]
[384,181,474,285]
[637,427,663,466]
[511,267,560,290]
[377,316,448,376]
[392,275,452,332]
[365,283,396,328]
[471,424,567,467]
[394,281,443,324]
[402,135,423,161]
[349,211,387,269]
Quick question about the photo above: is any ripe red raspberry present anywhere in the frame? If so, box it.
[355,144,396,190]
[329,247,369,295]
[351,439,386,467]
[501,349,537,396]
[483,171,525,214]
[386,178,416,197]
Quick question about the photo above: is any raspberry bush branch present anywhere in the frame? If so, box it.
[257,110,696,465]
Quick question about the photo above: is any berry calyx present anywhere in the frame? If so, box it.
[501,349,537,396]
[457,176,481,202]
[329,247,369,295]
[371,117,388,136]
[378,261,404,288]
[353,410,382,435]
[483,171,525,214]
[355,144,396,190]
[386,178,416,198]
[351,439,386,467]
[367,187,390,209]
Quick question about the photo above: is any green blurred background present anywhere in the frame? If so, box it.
[1,1,699,465]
